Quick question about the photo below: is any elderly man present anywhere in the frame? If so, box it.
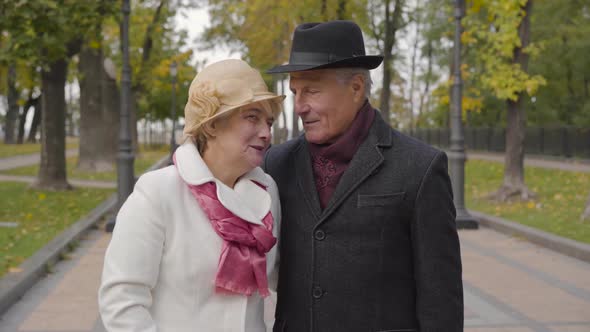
[264,21,463,332]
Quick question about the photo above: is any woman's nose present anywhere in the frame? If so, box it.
[259,123,271,141]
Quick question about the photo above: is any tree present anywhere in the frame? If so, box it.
[2,1,104,190]
[204,0,362,140]
[464,0,545,201]
[365,0,404,125]
[4,64,18,144]
[77,0,119,171]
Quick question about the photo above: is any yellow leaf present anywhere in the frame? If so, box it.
[526,201,535,209]
[38,193,46,200]
[8,267,23,273]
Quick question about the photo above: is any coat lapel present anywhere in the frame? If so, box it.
[316,110,393,226]
[294,139,322,221]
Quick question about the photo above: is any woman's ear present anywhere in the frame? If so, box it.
[202,121,217,138]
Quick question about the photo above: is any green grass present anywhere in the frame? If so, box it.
[1,147,168,182]
[466,159,590,244]
[0,182,113,276]
[0,139,79,158]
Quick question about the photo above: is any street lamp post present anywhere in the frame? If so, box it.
[169,61,178,162]
[449,0,478,229]
[106,0,135,233]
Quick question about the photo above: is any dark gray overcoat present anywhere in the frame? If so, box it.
[263,109,463,332]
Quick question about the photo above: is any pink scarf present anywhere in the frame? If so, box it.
[174,158,276,297]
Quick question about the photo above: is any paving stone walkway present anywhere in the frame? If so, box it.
[1,227,589,332]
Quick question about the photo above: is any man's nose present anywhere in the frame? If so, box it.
[294,94,309,116]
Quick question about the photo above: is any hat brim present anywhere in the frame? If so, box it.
[199,94,286,127]
[267,55,383,74]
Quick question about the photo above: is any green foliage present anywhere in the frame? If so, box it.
[102,1,196,121]
[203,0,363,74]
[415,0,590,128]
[0,1,111,67]
[464,0,545,102]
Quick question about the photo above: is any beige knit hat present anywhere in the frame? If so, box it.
[183,59,285,137]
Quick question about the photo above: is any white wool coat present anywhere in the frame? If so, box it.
[99,142,280,332]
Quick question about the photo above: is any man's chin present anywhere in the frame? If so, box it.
[305,132,332,145]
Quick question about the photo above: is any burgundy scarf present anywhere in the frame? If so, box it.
[308,101,375,209]
[174,158,276,297]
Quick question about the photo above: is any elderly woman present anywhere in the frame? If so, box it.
[99,59,284,332]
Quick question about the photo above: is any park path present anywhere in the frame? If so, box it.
[1,226,589,332]
[0,149,78,172]
[0,149,117,189]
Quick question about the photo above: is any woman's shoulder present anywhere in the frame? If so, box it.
[133,165,181,197]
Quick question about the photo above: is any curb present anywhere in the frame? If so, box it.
[469,210,590,263]
[0,155,170,316]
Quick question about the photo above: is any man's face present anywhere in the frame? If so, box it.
[289,69,364,144]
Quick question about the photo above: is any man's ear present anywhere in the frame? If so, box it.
[350,74,365,103]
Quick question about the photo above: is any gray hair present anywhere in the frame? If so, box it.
[333,68,373,99]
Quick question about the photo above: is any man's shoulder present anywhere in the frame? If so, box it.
[265,136,304,163]
[390,129,442,157]
[380,128,446,175]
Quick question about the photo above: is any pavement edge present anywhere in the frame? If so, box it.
[469,210,590,263]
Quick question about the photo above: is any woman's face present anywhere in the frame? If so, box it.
[208,102,275,173]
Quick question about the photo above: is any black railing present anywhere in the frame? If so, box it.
[405,126,590,158]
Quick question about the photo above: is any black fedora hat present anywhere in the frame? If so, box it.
[267,20,383,74]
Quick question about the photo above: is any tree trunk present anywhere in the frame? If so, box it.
[408,0,421,129]
[17,106,29,144]
[418,38,433,126]
[378,0,403,125]
[33,58,71,190]
[27,99,42,143]
[17,94,38,144]
[78,45,114,171]
[337,0,347,19]
[102,57,120,166]
[67,81,75,137]
[492,0,534,201]
[5,64,19,144]
[128,0,165,153]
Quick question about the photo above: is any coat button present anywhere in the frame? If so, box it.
[312,286,323,299]
[314,229,326,241]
